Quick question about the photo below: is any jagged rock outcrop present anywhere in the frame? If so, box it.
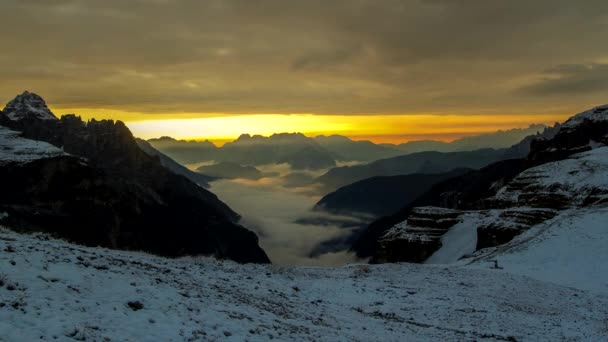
[529,105,608,164]
[0,92,270,263]
[374,207,463,263]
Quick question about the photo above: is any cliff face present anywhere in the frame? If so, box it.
[363,104,608,264]
[0,92,269,263]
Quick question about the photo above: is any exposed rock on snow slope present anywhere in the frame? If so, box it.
[494,147,608,208]
[2,91,57,121]
[376,147,608,264]
[0,126,65,164]
[466,207,608,294]
[1,227,607,341]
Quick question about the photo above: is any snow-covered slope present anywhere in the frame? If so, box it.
[562,104,608,129]
[0,126,65,164]
[466,207,608,294]
[494,147,608,207]
[2,91,57,121]
[1,227,607,341]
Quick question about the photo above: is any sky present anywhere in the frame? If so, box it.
[1,0,607,143]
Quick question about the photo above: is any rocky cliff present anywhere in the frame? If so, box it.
[0,92,269,263]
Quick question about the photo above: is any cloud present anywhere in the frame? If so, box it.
[208,178,361,266]
[1,1,608,114]
[520,63,608,96]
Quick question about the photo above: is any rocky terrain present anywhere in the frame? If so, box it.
[366,105,608,264]
[0,92,269,263]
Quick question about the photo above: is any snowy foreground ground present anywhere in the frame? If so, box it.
[1,219,607,341]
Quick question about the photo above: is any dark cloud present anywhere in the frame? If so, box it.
[1,0,608,114]
[521,64,608,96]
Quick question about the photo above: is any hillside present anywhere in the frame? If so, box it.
[1,227,606,341]
[316,149,507,190]
[315,168,470,218]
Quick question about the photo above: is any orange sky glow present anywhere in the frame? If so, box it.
[54,107,571,145]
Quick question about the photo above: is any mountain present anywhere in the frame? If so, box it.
[384,124,551,154]
[313,134,401,161]
[196,162,275,180]
[150,133,336,170]
[316,148,508,190]
[147,136,219,164]
[352,104,608,263]
[0,91,269,263]
[218,133,336,170]
[135,138,215,188]
[314,168,471,218]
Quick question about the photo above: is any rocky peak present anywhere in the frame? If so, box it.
[2,91,57,121]
[562,104,608,129]
[528,104,608,163]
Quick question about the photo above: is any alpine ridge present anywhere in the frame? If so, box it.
[0,92,270,264]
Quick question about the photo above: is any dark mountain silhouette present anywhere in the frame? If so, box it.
[383,124,550,154]
[136,138,215,188]
[313,134,401,161]
[0,91,269,263]
[316,148,508,191]
[315,168,471,218]
[147,136,219,164]
[150,133,336,170]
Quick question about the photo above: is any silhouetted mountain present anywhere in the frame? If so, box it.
[147,136,219,164]
[219,133,336,170]
[316,148,508,190]
[197,162,276,180]
[150,133,336,170]
[135,138,215,188]
[502,123,561,159]
[384,124,549,154]
[315,168,471,218]
[0,91,269,264]
[313,135,401,161]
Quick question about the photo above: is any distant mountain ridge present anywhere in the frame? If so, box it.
[148,125,551,171]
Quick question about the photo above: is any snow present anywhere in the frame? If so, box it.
[494,146,608,205]
[562,104,608,129]
[0,126,65,164]
[425,212,484,264]
[466,207,608,294]
[2,91,57,121]
[1,228,607,341]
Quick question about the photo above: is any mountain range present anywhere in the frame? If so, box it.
[148,125,552,172]
[0,92,269,263]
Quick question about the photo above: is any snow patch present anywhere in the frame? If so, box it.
[0,126,65,164]
[562,104,608,129]
[466,208,608,294]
